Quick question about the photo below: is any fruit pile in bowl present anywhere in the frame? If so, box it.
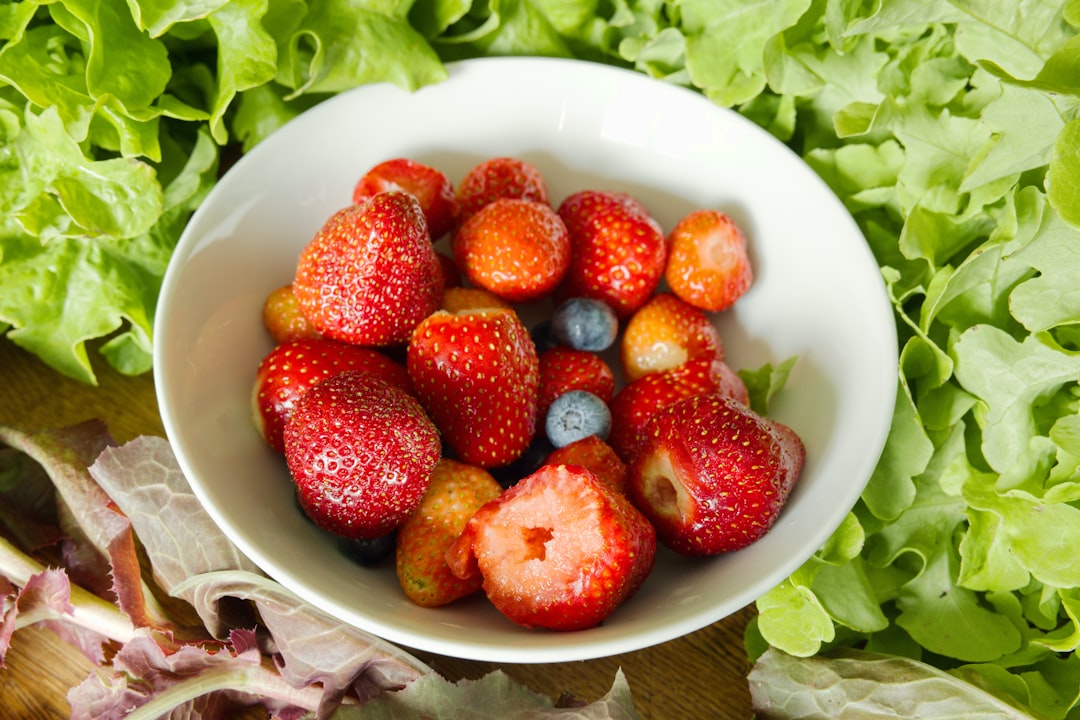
[251,153,807,631]
[154,57,897,663]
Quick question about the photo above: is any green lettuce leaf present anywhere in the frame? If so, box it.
[275,0,448,96]
[749,647,1042,719]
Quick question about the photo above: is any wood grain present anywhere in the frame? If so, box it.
[0,337,755,719]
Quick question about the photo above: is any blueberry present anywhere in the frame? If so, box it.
[551,298,618,352]
[530,319,559,354]
[337,532,397,567]
[545,390,612,448]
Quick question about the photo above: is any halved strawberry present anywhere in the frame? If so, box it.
[607,357,749,462]
[543,434,627,494]
[352,157,457,240]
[407,307,540,468]
[252,337,412,453]
[620,292,724,382]
[293,191,443,347]
[537,347,616,420]
[451,198,571,303]
[557,189,668,318]
[454,156,549,229]
[395,458,503,607]
[665,209,753,312]
[445,463,655,631]
[284,371,441,539]
[262,283,320,344]
[628,393,805,555]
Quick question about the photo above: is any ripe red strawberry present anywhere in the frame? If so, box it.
[620,292,724,382]
[283,371,441,539]
[557,190,667,318]
[451,198,571,303]
[252,337,412,453]
[395,458,503,607]
[262,283,320,344]
[536,347,615,419]
[454,156,549,229]
[352,157,457,240]
[543,434,627,494]
[445,463,655,631]
[293,191,443,347]
[440,286,511,314]
[407,307,540,468]
[607,357,749,462]
[627,393,805,555]
[665,209,753,312]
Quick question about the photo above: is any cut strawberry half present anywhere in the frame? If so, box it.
[445,464,655,631]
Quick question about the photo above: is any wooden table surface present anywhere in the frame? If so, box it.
[0,336,755,719]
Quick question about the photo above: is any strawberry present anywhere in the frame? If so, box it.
[627,393,805,555]
[664,209,753,312]
[543,434,627,494]
[293,191,443,347]
[352,157,457,240]
[262,283,320,344]
[536,347,615,420]
[454,156,549,229]
[451,198,571,303]
[252,337,412,453]
[557,189,667,318]
[283,371,441,539]
[395,458,503,607]
[440,286,511,314]
[607,357,749,462]
[445,463,656,631]
[407,307,540,468]
[620,292,724,382]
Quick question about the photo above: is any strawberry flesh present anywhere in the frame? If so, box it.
[446,464,656,631]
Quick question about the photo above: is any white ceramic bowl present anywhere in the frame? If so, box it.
[154,57,897,663]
